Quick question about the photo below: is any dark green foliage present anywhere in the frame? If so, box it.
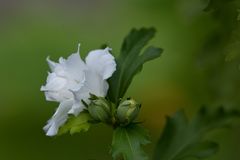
[111,124,150,160]
[154,106,240,160]
[108,28,163,104]
[196,0,240,107]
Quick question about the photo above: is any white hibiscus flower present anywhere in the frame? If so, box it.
[41,44,116,136]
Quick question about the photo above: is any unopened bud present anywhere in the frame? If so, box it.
[116,98,141,125]
[88,95,111,123]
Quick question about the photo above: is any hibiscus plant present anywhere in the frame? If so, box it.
[41,28,240,160]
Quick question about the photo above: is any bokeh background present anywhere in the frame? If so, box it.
[0,0,240,159]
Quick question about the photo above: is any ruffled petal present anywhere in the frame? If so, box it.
[68,85,90,116]
[67,100,85,116]
[85,47,116,80]
[49,44,87,81]
[84,70,109,96]
[47,57,56,71]
[41,72,72,102]
[68,71,109,116]
[41,73,67,91]
[41,45,87,102]
[43,100,73,136]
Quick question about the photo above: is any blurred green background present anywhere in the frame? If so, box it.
[0,0,240,159]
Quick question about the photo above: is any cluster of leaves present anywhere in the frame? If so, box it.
[108,28,163,104]
[197,0,240,107]
[153,2,240,159]
[111,124,150,160]
[154,106,240,160]
[109,28,162,160]
[203,0,240,61]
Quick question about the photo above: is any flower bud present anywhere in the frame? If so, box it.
[88,95,112,123]
[116,98,141,125]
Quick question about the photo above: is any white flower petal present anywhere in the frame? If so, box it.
[43,100,73,136]
[67,47,115,116]
[41,72,72,102]
[41,73,67,91]
[68,70,109,116]
[47,57,56,71]
[67,101,85,116]
[84,70,109,96]
[68,86,90,116]
[85,47,116,80]
[43,90,73,102]
[41,45,87,103]
[65,53,86,82]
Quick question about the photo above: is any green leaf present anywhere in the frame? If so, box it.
[108,28,163,103]
[154,106,240,160]
[203,0,240,62]
[197,0,240,108]
[58,112,92,136]
[204,0,235,12]
[111,124,150,160]
[173,141,219,160]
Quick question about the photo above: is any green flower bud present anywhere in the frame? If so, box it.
[88,95,112,123]
[116,98,141,125]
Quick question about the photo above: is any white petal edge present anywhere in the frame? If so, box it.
[43,100,73,136]
[67,88,88,116]
[85,47,116,80]
[47,57,56,71]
